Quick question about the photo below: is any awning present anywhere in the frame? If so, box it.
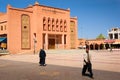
[0,37,7,43]
[104,39,115,43]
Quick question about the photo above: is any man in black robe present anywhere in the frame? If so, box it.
[39,49,46,66]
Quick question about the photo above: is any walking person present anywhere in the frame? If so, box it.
[82,48,93,78]
[39,49,46,66]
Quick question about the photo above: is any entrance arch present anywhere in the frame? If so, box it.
[95,44,98,50]
[90,44,94,50]
[100,44,104,49]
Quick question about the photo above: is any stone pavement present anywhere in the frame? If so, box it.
[0,49,120,80]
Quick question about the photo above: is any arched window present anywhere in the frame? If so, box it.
[60,19,63,32]
[60,19,63,25]
[56,19,59,25]
[1,26,3,30]
[43,17,46,31]
[48,17,51,24]
[64,20,67,32]
[48,17,51,31]
[43,17,46,24]
[52,18,55,25]
[64,20,67,26]
[52,18,55,31]
[56,19,59,31]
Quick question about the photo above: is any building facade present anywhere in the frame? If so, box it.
[78,39,105,50]
[0,2,78,54]
[108,27,120,39]
[78,27,120,50]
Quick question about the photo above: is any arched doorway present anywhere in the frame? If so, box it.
[105,43,109,49]
[100,44,104,49]
[90,44,94,50]
[95,44,98,50]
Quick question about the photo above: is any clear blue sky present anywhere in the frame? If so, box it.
[0,0,120,39]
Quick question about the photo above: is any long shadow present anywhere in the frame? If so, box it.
[0,59,120,80]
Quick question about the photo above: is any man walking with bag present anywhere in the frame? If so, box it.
[82,47,93,78]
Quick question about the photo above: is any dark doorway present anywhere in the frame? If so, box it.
[90,44,93,50]
[100,44,104,49]
[105,43,109,49]
[48,39,55,49]
[95,44,98,50]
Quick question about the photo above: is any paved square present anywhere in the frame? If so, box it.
[0,49,120,80]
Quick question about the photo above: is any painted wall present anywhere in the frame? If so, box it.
[0,2,78,54]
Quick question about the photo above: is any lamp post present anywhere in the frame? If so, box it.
[33,33,37,54]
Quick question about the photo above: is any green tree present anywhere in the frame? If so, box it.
[96,33,106,39]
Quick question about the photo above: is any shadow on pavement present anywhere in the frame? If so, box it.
[0,59,120,80]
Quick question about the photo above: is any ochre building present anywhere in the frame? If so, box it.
[78,38,120,50]
[0,2,78,54]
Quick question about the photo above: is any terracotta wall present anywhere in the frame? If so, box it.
[0,3,78,54]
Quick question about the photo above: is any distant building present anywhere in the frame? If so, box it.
[78,38,120,50]
[78,27,120,50]
[78,38,105,50]
[78,38,86,49]
[108,27,120,39]
[0,2,78,54]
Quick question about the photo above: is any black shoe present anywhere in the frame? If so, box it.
[90,76,94,79]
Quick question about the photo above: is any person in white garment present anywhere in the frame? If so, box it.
[82,47,93,78]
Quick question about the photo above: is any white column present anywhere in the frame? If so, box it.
[118,31,120,39]
[112,33,114,39]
